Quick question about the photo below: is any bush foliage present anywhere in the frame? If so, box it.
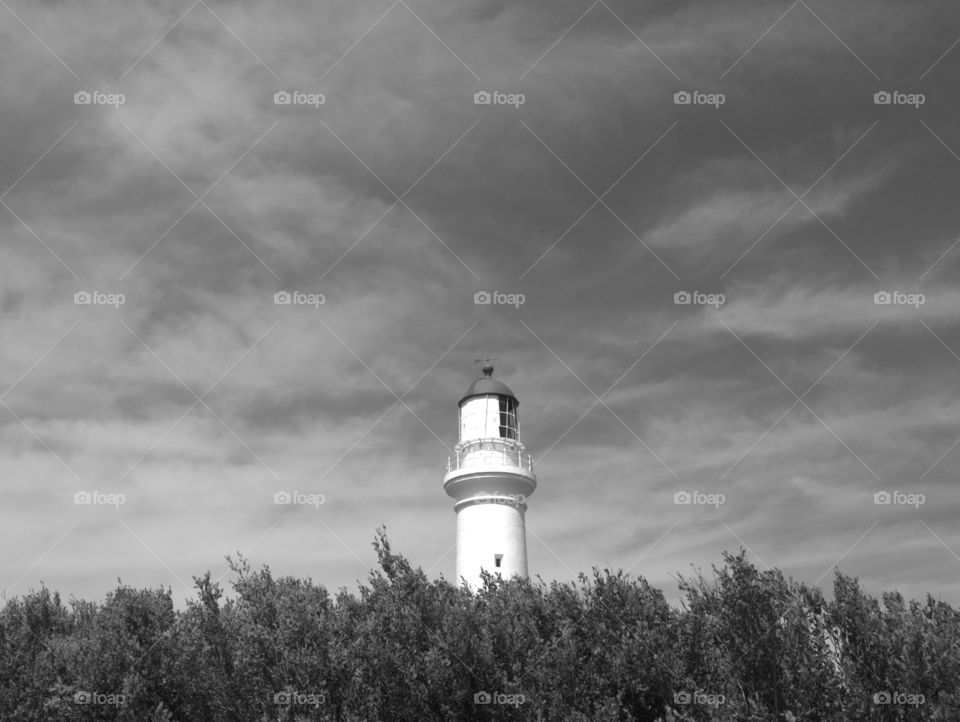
[2,529,957,720]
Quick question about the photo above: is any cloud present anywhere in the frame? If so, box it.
[1,0,959,609]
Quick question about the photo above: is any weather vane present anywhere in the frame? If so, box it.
[474,356,497,376]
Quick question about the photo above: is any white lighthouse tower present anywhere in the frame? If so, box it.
[444,361,537,590]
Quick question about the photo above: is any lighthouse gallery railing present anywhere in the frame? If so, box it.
[446,438,534,474]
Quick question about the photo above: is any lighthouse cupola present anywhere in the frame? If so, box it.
[458,361,519,443]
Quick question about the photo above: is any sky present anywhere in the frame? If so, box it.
[1,0,960,609]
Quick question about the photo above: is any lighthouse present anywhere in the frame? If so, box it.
[444,361,537,590]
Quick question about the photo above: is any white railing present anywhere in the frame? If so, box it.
[446,438,534,474]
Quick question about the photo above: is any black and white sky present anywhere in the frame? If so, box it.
[2,0,960,607]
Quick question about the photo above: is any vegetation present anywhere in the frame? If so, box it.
[1,529,956,720]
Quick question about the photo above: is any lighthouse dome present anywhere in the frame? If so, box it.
[460,376,517,405]
[459,362,517,406]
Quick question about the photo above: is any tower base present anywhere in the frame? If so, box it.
[455,497,528,590]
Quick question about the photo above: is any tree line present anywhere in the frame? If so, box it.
[1,529,957,720]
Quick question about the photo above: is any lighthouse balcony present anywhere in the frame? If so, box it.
[445,438,537,485]
[446,438,534,474]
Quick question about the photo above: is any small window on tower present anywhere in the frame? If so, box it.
[494,554,503,568]
[498,397,518,439]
